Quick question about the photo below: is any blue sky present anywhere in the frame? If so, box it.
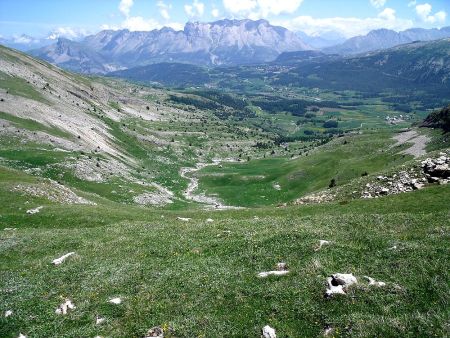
[0,0,449,39]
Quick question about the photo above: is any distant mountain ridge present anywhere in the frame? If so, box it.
[325,26,450,55]
[30,19,311,73]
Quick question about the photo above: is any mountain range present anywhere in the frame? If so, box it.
[1,19,446,74]
[325,26,450,55]
[30,19,310,73]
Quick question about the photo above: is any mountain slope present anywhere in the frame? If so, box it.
[275,39,450,93]
[422,105,450,132]
[325,26,450,55]
[31,19,311,73]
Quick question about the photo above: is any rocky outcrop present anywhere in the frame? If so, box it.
[422,155,450,183]
[362,152,449,198]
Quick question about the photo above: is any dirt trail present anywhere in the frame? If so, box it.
[180,159,242,210]
[392,130,430,158]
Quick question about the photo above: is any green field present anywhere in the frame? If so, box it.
[1,165,449,337]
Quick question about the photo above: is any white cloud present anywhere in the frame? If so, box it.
[408,0,416,7]
[222,0,257,14]
[120,17,184,31]
[378,8,396,21]
[222,0,303,18]
[212,8,220,18]
[370,0,386,8]
[157,1,171,20]
[435,11,447,23]
[416,3,447,23]
[274,14,413,38]
[47,27,89,40]
[121,16,161,31]
[119,0,133,17]
[12,35,37,44]
[184,0,205,18]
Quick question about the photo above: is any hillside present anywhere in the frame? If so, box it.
[1,45,449,338]
[109,39,450,112]
[422,105,450,132]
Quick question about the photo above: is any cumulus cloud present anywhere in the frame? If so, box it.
[370,0,386,8]
[408,0,417,7]
[121,16,161,31]
[119,17,183,31]
[415,3,447,23]
[378,8,396,21]
[47,27,89,40]
[184,0,205,18]
[103,0,183,32]
[274,13,413,38]
[12,35,40,44]
[222,0,257,14]
[212,8,220,18]
[222,0,303,18]
[157,1,171,20]
[119,0,133,17]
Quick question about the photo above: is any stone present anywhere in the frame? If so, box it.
[261,325,276,338]
[52,252,75,265]
[276,262,288,271]
[144,326,164,338]
[258,270,289,278]
[365,276,386,287]
[26,206,43,214]
[109,297,122,304]
[55,299,76,315]
[325,273,357,297]
[315,240,331,251]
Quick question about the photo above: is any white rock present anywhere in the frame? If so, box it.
[5,310,13,317]
[176,217,191,222]
[3,228,17,231]
[55,299,76,315]
[324,326,334,336]
[332,273,358,287]
[26,206,43,214]
[206,218,214,223]
[325,273,358,296]
[144,326,164,338]
[276,262,288,271]
[52,252,75,265]
[325,277,346,296]
[315,240,331,251]
[365,276,386,287]
[273,183,281,191]
[96,316,105,325]
[109,297,122,304]
[261,325,276,338]
[18,334,27,338]
[258,270,289,278]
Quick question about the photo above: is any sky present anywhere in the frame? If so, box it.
[0,0,449,40]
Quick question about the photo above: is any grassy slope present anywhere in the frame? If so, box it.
[1,164,449,337]
[198,130,414,207]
